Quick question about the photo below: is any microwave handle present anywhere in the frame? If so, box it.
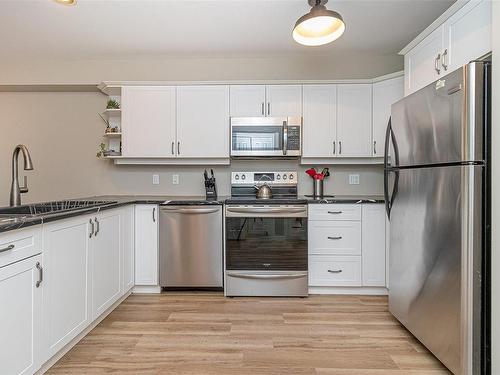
[283,120,288,156]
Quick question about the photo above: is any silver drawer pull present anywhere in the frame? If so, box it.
[327,211,343,214]
[328,269,343,274]
[0,244,15,253]
[327,236,342,240]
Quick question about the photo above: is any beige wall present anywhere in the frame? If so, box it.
[0,91,384,207]
[0,54,402,85]
[491,1,499,372]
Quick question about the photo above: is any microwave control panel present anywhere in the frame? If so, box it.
[287,126,301,150]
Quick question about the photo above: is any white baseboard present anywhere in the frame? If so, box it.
[308,286,388,295]
[132,285,161,294]
[36,291,131,374]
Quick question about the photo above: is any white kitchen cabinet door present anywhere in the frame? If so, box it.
[121,86,176,158]
[361,204,386,287]
[121,206,135,293]
[91,210,121,319]
[266,85,302,117]
[0,255,42,375]
[230,85,266,117]
[176,85,230,158]
[443,0,492,74]
[337,84,373,157]
[309,255,362,287]
[404,25,444,95]
[372,76,404,157]
[302,85,337,158]
[135,205,159,285]
[42,216,91,362]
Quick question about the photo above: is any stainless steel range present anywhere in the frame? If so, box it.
[225,171,308,297]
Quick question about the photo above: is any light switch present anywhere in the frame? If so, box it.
[349,174,360,185]
[172,174,180,185]
[152,174,160,185]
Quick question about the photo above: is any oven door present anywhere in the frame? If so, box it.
[231,117,286,156]
[225,205,308,271]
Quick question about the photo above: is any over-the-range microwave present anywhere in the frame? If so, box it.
[230,117,302,157]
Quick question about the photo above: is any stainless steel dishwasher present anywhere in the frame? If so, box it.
[159,205,223,288]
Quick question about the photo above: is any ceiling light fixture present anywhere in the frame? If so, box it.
[54,0,76,5]
[292,0,345,47]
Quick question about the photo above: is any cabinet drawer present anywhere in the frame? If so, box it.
[0,226,42,268]
[309,221,361,255]
[309,255,361,286]
[308,204,361,221]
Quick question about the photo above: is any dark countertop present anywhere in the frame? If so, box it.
[0,194,384,233]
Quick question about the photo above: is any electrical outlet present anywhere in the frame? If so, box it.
[349,174,360,185]
[152,174,160,185]
[172,174,179,185]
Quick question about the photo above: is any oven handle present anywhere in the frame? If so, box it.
[226,207,307,215]
[226,272,308,280]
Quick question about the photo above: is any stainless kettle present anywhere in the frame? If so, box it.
[254,183,273,199]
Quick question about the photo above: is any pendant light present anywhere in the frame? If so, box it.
[293,0,345,46]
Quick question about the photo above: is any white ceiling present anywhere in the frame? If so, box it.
[0,0,454,60]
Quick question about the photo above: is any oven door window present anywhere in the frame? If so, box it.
[232,126,283,152]
[226,217,307,270]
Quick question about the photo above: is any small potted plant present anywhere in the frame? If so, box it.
[106,99,120,109]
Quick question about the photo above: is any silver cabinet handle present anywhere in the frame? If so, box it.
[328,236,342,240]
[0,244,15,253]
[227,272,308,280]
[36,262,43,287]
[339,141,342,155]
[282,120,288,156]
[441,49,448,71]
[94,217,99,236]
[333,141,336,155]
[328,269,342,274]
[327,211,343,214]
[171,141,175,155]
[89,219,94,238]
[153,207,156,222]
[267,102,270,116]
[435,53,441,74]
[177,142,180,155]
[261,102,265,116]
[373,140,377,155]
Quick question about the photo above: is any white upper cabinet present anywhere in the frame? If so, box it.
[90,210,122,319]
[230,85,266,116]
[404,0,491,96]
[266,85,303,117]
[121,86,176,158]
[372,76,404,157]
[176,85,230,158]
[337,84,373,157]
[302,85,337,158]
[443,0,492,73]
[362,204,386,287]
[404,25,444,95]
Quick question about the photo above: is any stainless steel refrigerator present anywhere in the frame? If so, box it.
[384,60,491,375]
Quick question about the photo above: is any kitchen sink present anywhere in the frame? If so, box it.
[0,200,117,216]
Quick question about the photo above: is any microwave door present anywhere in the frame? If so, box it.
[231,121,284,156]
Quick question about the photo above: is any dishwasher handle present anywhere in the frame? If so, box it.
[161,207,220,214]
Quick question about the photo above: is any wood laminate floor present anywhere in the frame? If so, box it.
[47,293,451,374]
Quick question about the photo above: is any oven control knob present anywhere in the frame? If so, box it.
[289,174,294,180]
[235,174,240,180]
[276,175,281,180]
[283,174,287,180]
[241,174,246,180]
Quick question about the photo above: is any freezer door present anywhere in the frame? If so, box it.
[389,165,483,375]
[390,63,485,167]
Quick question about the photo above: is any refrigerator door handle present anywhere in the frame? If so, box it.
[384,117,400,219]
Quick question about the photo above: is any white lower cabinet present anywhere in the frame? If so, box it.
[91,210,122,319]
[0,254,42,375]
[41,216,91,362]
[121,206,135,292]
[134,205,159,286]
[308,203,386,291]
